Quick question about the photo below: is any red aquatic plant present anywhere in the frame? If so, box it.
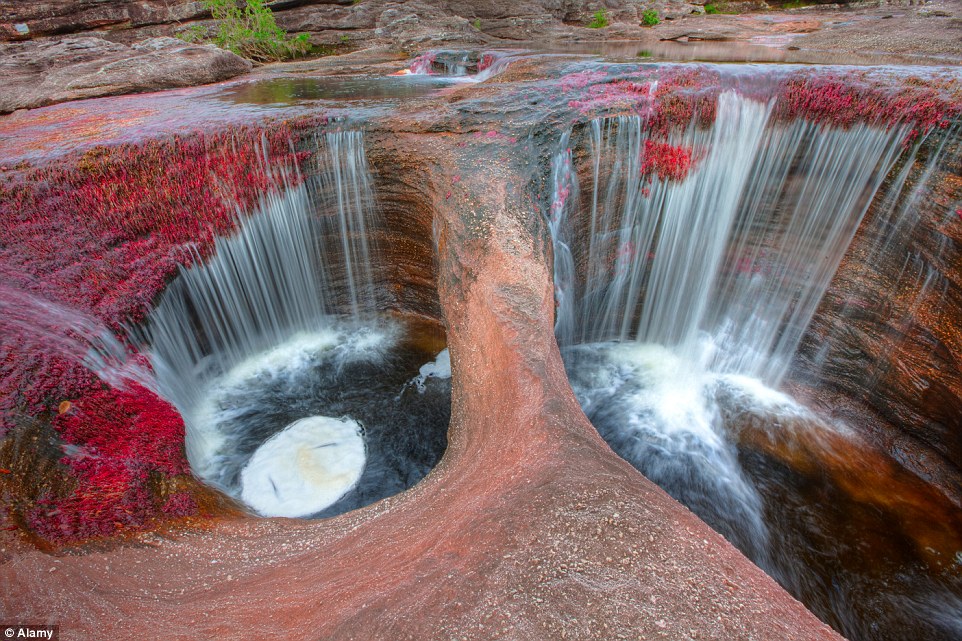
[640,140,694,182]
[564,67,721,135]
[775,72,962,143]
[1,121,312,543]
[26,382,191,543]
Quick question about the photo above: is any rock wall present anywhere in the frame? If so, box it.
[0,0,705,46]
[792,127,962,504]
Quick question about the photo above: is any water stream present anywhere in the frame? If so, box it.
[549,90,962,640]
[146,131,449,518]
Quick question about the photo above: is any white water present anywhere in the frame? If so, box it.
[550,89,915,564]
[146,131,384,515]
[553,91,907,385]
[405,348,452,394]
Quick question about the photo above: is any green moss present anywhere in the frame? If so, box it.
[588,8,610,29]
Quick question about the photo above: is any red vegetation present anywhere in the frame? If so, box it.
[1,122,311,543]
[568,79,652,115]
[640,140,694,182]
[775,72,962,143]
[409,52,436,75]
[478,53,497,73]
[648,68,720,136]
[565,68,720,135]
[27,383,188,543]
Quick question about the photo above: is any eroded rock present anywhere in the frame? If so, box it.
[0,36,251,113]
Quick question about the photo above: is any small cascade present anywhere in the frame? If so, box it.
[0,285,153,392]
[401,50,516,82]
[554,91,907,386]
[310,130,381,319]
[808,121,962,387]
[408,52,437,75]
[147,130,386,502]
[548,130,578,347]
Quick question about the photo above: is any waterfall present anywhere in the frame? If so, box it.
[553,90,907,386]
[146,130,383,482]
[311,130,380,319]
[551,88,916,573]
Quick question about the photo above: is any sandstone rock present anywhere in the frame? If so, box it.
[0,36,251,113]
[375,2,488,48]
[0,0,207,41]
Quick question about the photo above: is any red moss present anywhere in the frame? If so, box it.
[161,491,199,518]
[478,53,497,73]
[775,72,962,143]
[24,381,187,543]
[640,140,694,182]
[1,122,311,543]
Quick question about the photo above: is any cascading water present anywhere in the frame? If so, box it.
[550,88,962,641]
[0,285,152,393]
[554,91,907,382]
[147,131,449,518]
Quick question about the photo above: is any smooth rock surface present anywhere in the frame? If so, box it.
[0,36,251,113]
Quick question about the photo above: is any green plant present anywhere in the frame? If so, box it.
[339,34,350,43]
[175,23,208,43]
[642,9,659,26]
[588,8,609,29]
[473,18,482,30]
[637,49,652,58]
[704,3,720,14]
[203,0,310,62]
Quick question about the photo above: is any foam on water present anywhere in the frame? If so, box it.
[191,325,393,484]
[240,416,366,517]
[407,348,451,394]
[565,341,772,561]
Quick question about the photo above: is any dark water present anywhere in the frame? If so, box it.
[220,76,458,105]
[564,343,962,641]
[206,322,450,519]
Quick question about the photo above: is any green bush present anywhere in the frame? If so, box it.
[705,3,720,14]
[175,24,209,44]
[204,0,310,62]
[642,9,659,26]
[588,8,609,29]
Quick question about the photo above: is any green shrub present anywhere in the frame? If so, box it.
[705,3,720,14]
[588,8,609,29]
[175,24,209,44]
[203,0,310,62]
[473,18,482,30]
[642,9,659,26]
